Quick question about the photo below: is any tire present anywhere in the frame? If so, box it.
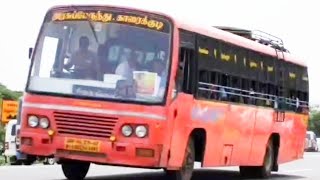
[165,138,195,180]
[240,139,274,178]
[10,161,22,166]
[62,161,90,180]
[10,157,23,165]
[23,160,33,165]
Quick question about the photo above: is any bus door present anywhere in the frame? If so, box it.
[176,31,197,94]
[167,30,197,168]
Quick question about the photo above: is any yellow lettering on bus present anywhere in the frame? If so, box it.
[52,11,113,22]
[199,47,209,55]
[148,20,156,29]
[250,61,257,68]
[221,53,230,61]
[302,76,308,81]
[52,11,164,31]
[289,72,296,79]
[116,15,125,22]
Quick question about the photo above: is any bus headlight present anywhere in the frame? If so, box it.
[39,117,50,129]
[135,125,148,138]
[121,125,133,137]
[28,116,39,127]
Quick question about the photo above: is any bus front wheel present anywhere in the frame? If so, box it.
[62,161,90,180]
[165,138,195,180]
[240,139,274,178]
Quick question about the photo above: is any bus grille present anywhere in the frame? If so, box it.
[54,111,118,138]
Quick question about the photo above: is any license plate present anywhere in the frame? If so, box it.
[64,138,101,153]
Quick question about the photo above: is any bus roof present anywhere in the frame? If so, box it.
[48,4,307,67]
[175,20,307,67]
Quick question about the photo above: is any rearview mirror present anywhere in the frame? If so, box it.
[28,47,33,59]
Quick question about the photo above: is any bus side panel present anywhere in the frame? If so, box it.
[167,94,195,169]
[228,105,256,166]
[248,108,274,165]
[297,114,308,157]
[201,102,257,167]
[276,116,296,163]
[277,113,307,164]
[295,114,308,158]
[290,114,305,159]
[199,101,228,167]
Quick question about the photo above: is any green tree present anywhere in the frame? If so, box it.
[308,109,320,136]
[0,83,22,100]
[0,125,4,144]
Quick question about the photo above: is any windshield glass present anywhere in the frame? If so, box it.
[27,8,172,104]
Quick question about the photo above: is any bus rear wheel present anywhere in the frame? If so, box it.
[165,138,195,180]
[240,139,274,178]
[62,161,90,180]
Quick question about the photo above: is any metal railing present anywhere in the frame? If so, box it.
[198,82,309,110]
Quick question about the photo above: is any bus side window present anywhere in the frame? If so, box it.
[177,30,196,94]
[177,47,195,94]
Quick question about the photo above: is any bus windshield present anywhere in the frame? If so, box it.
[27,8,172,104]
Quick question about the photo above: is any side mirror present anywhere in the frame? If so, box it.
[28,47,33,59]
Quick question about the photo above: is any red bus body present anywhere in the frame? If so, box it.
[19,4,308,175]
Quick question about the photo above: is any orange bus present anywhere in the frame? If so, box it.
[19,4,309,180]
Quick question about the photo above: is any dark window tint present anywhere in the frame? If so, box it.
[11,124,16,136]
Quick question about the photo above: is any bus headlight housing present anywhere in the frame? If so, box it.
[121,125,133,137]
[28,116,39,128]
[135,125,148,138]
[39,117,50,129]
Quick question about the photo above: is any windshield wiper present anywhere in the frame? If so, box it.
[70,6,99,43]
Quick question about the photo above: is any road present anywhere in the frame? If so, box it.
[0,152,319,180]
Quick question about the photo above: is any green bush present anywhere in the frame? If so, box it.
[0,156,5,165]
[0,126,4,142]
[0,125,4,154]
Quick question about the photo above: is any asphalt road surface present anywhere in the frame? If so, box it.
[1,152,319,180]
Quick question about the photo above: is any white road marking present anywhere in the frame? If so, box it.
[281,168,312,173]
[304,154,320,157]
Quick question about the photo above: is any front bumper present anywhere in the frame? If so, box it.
[20,131,163,168]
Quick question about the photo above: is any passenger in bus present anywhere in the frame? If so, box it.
[289,96,296,111]
[295,96,300,112]
[66,36,100,80]
[115,52,139,81]
[219,87,228,101]
[248,88,255,105]
[97,36,126,74]
[274,96,279,109]
[256,92,265,106]
[151,59,167,87]
[278,97,286,110]
[209,85,218,100]
[265,96,272,107]
[239,93,245,104]
[229,88,237,102]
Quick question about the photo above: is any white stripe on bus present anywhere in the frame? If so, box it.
[22,102,166,121]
